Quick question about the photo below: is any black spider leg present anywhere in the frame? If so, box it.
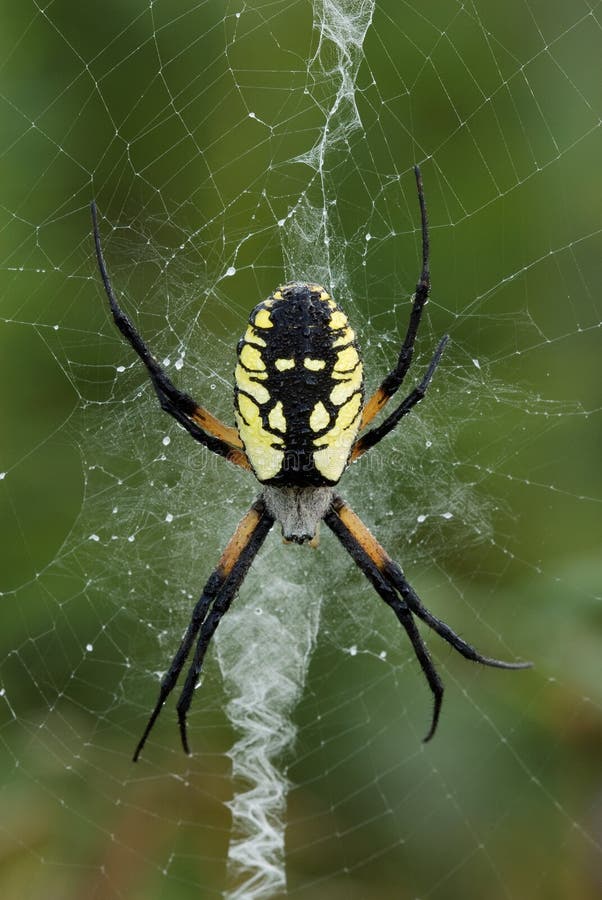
[175,504,274,756]
[379,165,432,396]
[324,496,532,741]
[383,560,532,672]
[133,499,274,761]
[133,582,215,763]
[353,333,448,459]
[360,165,439,431]
[324,500,444,741]
[91,202,245,464]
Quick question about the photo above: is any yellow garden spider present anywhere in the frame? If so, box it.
[92,167,531,762]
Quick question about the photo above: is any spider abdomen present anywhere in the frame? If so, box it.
[234,282,364,486]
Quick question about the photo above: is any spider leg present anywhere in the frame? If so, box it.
[175,501,274,755]
[351,333,448,462]
[133,498,274,761]
[360,165,440,432]
[324,497,443,741]
[91,202,250,470]
[324,495,531,741]
[383,561,532,670]
[133,583,215,762]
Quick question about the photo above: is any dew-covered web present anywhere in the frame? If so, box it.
[1,0,601,897]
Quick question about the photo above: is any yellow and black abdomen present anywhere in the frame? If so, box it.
[234,282,364,486]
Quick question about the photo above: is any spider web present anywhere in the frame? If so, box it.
[1,0,601,897]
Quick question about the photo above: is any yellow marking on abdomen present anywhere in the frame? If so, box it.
[309,401,330,432]
[235,396,284,481]
[244,326,266,347]
[313,392,363,482]
[330,355,363,406]
[334,346,359,372]
[268,401,286,433]
[330,380,360,406]
[329,310,348,330]
[333,327,355,348]
[275,358,295,371]
[240,343,266,371]
[254,308,273,329]
[237,393,259,425]
[235,364,270,404]
[304,358,326,371]
[333,392,362,432]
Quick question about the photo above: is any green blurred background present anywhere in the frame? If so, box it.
[1,0,601,897]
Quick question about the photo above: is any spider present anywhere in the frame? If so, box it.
[92,166,531,761]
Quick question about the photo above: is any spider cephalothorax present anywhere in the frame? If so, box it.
[92,166,531,761]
